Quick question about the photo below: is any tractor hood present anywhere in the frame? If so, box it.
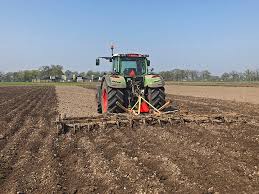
[144,74,165,88]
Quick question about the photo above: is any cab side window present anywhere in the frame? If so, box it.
[113,58,118,73]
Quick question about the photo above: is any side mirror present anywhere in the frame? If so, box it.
[109,58,112,62]
[96,58,100,66]
[147,60,150,66]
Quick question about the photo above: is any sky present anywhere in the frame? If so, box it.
[0,0,259,74]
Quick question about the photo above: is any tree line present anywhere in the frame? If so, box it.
[0,65,102,82]
[0,65,259,82]
[160,69,259,81]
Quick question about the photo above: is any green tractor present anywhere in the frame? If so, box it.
[96,50,166,114]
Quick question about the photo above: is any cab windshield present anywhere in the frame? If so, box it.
[120,57,146,76]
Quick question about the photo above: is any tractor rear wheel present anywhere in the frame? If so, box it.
[97,96,102,113]
[101,82,125,113]
[147,87,166,109]
[96,86,102,113]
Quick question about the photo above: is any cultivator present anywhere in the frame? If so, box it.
[55,106,245,135]
[56,112,172,134]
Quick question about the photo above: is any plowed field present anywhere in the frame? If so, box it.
[165,85,259,104]
[0,86,61,193]
[0,86,258,194]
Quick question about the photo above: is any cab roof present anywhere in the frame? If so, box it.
[113,53,149,58]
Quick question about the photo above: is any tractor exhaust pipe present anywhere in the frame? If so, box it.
[111,44,114,56]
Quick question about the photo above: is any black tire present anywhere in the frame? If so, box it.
[97,97,102,113]
[147,87,166,109]
[101,81,125,113]
[96,87,102,113]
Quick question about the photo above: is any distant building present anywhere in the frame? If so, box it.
[38,76,62,82]
[76,76,88,82]
[50,76,62,82]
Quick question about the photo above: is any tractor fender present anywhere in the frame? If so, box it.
[144,74,165,88]
[102,75,127,89]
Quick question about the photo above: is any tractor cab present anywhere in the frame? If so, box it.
[112,54,150,77]
[96,53,150,77]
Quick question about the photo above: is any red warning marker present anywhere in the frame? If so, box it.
[129,69,136,77]
[140,101,149,113]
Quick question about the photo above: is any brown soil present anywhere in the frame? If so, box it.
[165,85,259,104]
[0,86,258,194]
[56,86,98,117]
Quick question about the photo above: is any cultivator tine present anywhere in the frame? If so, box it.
[73,121,76,134]
[56,114,64,135]
[168,118,172,125]
[129,118,133,128]
[158,119,161,126]
[142,118,146,126]
[116,120,120,128]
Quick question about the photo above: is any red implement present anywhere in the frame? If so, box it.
[140,101,149,113]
